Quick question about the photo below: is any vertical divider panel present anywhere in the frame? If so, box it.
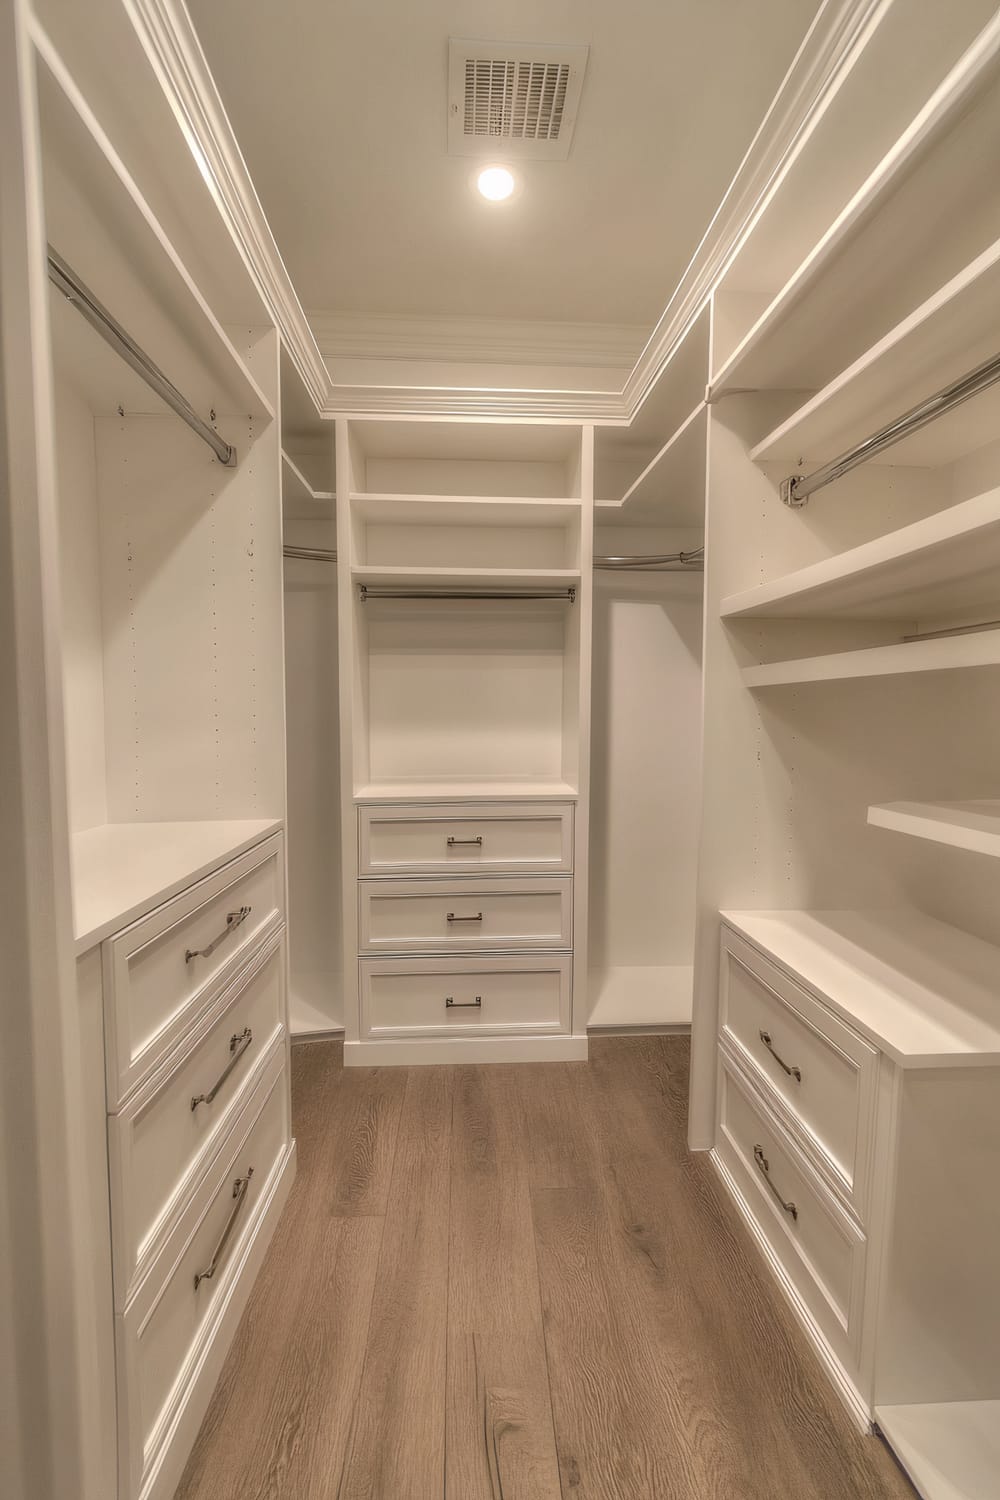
[572,425,595,1036]
[336,419,360,1044]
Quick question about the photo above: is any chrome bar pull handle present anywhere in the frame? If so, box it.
[447,836,483,847]
[753,1145,798,1221]
[194,1168,254,1289]
[447,912,483,923]
[445,996,483,1009]
[190,1028,254,1110]
[759,1030,801,1082]
[185,905,252,963]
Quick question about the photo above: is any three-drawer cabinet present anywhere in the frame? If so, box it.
[354,801,579,1061]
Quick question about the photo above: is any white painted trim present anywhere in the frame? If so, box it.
[120,0,890,425]
[343,1034,589,1066]
[710,1148,873,1433]
[310,311,646,370]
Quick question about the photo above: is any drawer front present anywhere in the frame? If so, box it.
[720,929,877,1214]
[359,802,573,875]
[105,835,285,1104]
[109,932,286,1306]
[716,1050,867,1374]
[359,876,572,953]
[119,1048,290,1500]
[360,955,571,1037]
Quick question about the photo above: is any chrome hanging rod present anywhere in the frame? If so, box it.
[359,585,576,603]
[284,545,337,562]
[595,547,704,571]
[780,349,1000,508]
[47,247,237,468]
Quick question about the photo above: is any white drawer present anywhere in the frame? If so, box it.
[359,802,573,875]
[360,954,571,1037]
[716,1049,867,1377]
[104,835,284,1105]
[117,1047,290,1500]
[720,928,878,1217]
[359,876,572,954]
[108,932,286,1306]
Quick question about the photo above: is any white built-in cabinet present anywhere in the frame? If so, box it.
[689,5,1000,1496]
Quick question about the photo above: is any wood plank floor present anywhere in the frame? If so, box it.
[175,1038,916,1500]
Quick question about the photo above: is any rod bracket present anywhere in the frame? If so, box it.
[221,446,238,468]
[780,475,808,508]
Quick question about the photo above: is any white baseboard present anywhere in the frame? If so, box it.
[344,1033,589,1066]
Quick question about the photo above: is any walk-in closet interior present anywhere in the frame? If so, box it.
[4,1,999,1498]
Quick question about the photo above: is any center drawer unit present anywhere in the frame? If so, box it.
[359,801,574,875]
[359,875,573,953]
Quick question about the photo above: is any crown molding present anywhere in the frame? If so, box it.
[123,0,331,411]
[126,0,889,426]
[309,311,646,371]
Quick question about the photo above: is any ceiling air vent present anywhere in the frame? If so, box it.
[447,40,589,161]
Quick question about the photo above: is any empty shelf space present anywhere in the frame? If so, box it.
[721,908,1000,1067]
[744,629,1000,688]
[588,965,693,1030]
[877,1400,1000,1500]
[351,566,581,589]
[868,800,1000,858]
[722,487,1000,620]
[598,404,706,524]
[282,450,334,504]
[72,818,283,954]
[354,780,579,803]
[751,236,1000,471]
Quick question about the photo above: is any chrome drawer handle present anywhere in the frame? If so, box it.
[447,912,483,923]
[759,1029,801,1082]
[447,836,483,847]
[194,1167,254,1290]
[445,995,482,1009]
[190,1027,254,1110]
[753,1144,798,1221]
[185,905,252,963]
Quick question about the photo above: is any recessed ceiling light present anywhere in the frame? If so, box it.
[477,165,516,201]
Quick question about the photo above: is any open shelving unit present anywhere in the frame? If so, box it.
[597,402,706,525]
[868,799,1000,858]
[743,629,1000,688]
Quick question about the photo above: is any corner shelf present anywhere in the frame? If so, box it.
[722,485,1000,620]
[868,800,1000,858]
[744,629,1000,688]
[721,908,1000,1068]
[588,965,692,1030]
[750,235,1000,472]
[281,450,334,504]
[597,404,706,525]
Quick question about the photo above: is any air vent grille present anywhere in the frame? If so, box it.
[448,41,588,161]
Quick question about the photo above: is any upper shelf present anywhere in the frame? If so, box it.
[282,450,334,504]
[868,800,1000,859]
[750,235,1000,471]
[722,907,1000,1068]
[351,566,581,590]
[597,404,706,525]
[744,628,1000,689]
[712,11,1000,393]
[721,486,1000,621]
[37,35,273,423]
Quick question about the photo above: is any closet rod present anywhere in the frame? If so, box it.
[284,545,336,562]
[282,547,704,571]
[359,585,576,603]
[47,247,238,469]
[780,349,1000,507]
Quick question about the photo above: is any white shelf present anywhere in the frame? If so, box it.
[351,566,581,590]
[72,819,283,955]
[281,450,334,504]
[751,235,1000,472]
[722,487,1000,621]
[598,404,706,524]
[722,909,1000,1068]
[588,965,692,1030]
[354,780,578,803]
[877,1400,1000,1500]
[868,800,1000,858]
[351,494,580,518]
[288,972,343,1037]
[744,629,1000,688]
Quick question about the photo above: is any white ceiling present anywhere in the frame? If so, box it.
[187,0,819,332]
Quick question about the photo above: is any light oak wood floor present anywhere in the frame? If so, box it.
[176,1037,916,1500]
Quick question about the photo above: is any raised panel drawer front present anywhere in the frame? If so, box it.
[360,955,571,1037]
[108,932,286,1306]
[359,876,573,953]
[716,1050,867,1376]
[118,1048,289,1500]
[359,802,574,875]
[720,928,877,1217]
[104,834,284,1105]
